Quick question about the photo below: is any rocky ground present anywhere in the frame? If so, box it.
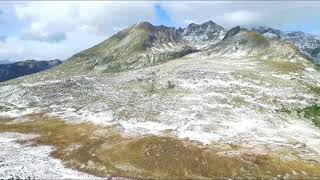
[1,52,320,178]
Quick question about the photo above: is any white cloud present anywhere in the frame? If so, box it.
[161,1,320,30]
[14,1,156,40]
[1,1,320,61]
[160,1,229,26]
[223,10,261,26]
[0,28,104,61]
[0,1,156,61]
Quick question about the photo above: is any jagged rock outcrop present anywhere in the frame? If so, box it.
[181,20,226,46]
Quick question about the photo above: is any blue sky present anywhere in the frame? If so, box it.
[0,1,319,61]
[154,4,177,27]
[0,3,23,37]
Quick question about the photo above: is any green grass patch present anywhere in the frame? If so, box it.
[297,104,320,128]
[276,85,320,128]
[277,104,320,128]
[310,86,320,96]
[262,59,303,73]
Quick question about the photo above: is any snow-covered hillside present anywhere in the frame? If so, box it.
[1,21,320,179]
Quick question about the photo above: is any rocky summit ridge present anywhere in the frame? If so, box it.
[60,20,229,73]
[60,20,318,74]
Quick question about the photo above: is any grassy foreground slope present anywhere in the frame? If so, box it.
[1,114,320,179]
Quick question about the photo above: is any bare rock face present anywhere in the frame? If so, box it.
[134,22,182,48]
[311,46,320,62]
[181,20,226,46]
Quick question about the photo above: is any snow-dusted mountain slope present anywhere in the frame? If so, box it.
[1,28,320,156]
[1,21,320,178]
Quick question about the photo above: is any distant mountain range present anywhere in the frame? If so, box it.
[2,22,319,79]
[60,21,313,74]
[0,60,11,65]
[252,26,320,62]
[0,59,62,82]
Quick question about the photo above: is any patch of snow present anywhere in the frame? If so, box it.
[178,130,221,144]
[120,119,175,135]
[163,43,169,50]
[0,132,101,179]
[0,108,41,118]
[263,32,278,38]
[49,109,115,126]
[21,80,62,87]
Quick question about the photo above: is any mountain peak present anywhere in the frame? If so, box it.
[133,21,155,31]
[201,20,216,26]
[187,23,198,28]
[62,21,193,73]
[133,21,178,34]
[186,20,217,28]
[222,26,241,40]
[183,20,226,45]
[252,26,278,34]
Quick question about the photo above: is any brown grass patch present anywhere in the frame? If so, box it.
[0,114,320,179]
[262,59,304,73]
